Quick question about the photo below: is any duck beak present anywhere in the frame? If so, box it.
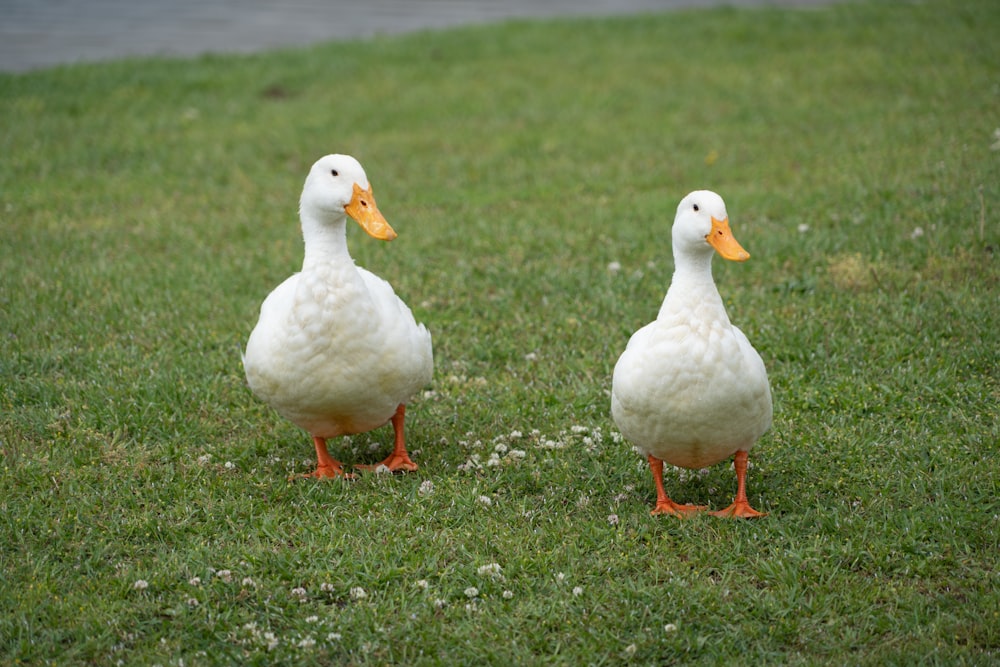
[345,183,397,241]
[707,216,750,261]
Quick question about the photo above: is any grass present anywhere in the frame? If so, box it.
[1,0,999,663]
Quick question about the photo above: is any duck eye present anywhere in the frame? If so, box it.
[330,169,339,177]
[693,204,700,212]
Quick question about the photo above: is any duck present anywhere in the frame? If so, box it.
[243,154,433,478]
[611,190,771,518]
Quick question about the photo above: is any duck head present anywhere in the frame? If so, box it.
[300,154,396,240]
[672,190,749,262]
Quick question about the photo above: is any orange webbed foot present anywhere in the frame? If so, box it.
[647,455,705,517]
[293,460,355,480]
[708,500,766,519]
[300,437,355,480]
[355,451,418,473]
[303,459,356,479]
[651,499,708,517]
[355,404,418,473]
[708,450,765,518]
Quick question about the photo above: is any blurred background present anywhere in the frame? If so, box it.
[0,0,836,72]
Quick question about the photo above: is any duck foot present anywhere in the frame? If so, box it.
[296,436,356,479]
[304,461,355,480]
[647,454,705,517]
[354,404,418,473]
[354,453,418,473]
[707,450,765,518]
[708,500,765,518]
[651,499,708,517]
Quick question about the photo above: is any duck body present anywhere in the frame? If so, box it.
[244,154,432,477]
[245,262,432,438]
[611,190,771,517]
[611,271,771,469]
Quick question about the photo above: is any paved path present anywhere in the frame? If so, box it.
[1,0,835,73]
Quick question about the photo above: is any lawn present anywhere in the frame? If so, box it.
[1,0,999,664]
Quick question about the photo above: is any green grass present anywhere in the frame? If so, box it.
[2,0,999,663]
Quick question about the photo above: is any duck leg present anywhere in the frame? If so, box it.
[648,455,706,517]
[709,450,766,518]
[355,404,418,473]
[306,436,353,479]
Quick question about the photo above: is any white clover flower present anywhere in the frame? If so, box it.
[477,563,503,579]
[573,586,584,596]
[350,587,367,601]
[625,644,637,656]
[306,615,319,623]
[571,425,589,434]
[418,480,435,496]
[196,454,211,465]
[215,570,233,583]
[433,598,447,609]
[133,580,149,591]
[476,495,493,507]
[502,590,514,599]
[224,461,236,470]
[556,573,566,584]
[608,514,620,526]
[524,352,538,362]
[911,226,925,240]
[464,587,479,598]
[416,579,430,590]
[509,449,527,459]
[493,443,509,455]
[186,597,199,607]
[458,455,484,472]
[373,464,391,475]
[664,623,678,633]
[188,577,202,586]
[297,637,316,649]
[608,261,622,274]
[320,582,335,593]
[291,587,308,601]
[486,454,502,467]
[242,577,256,588]
[798,223,810,233]
[263,632,279,651]
[509,430,523,439]
[327,632,342,641]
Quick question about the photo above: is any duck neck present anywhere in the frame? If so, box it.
[660,250,726,316]
[300,209,353,269]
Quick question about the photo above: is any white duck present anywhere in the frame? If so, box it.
[244,154,433,478]
[611,190,771,518]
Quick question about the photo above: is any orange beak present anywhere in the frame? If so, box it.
[706,216,749,261]
[344,183,396,241]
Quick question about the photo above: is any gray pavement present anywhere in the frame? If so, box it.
[1,0,836,73]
